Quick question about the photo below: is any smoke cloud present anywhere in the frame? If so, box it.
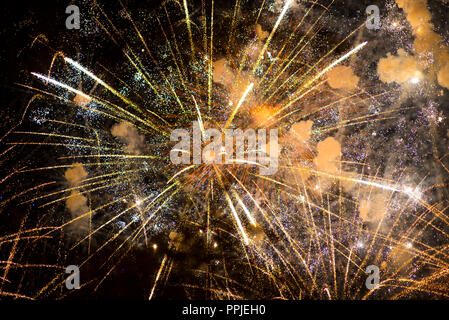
[359,193,388,223]
[212,24,270,106]
[380,0,449,89]
[377,49,423,84]
[65,163,88,186]
[64,163,90,234]
[111,121,145,154]
[290,120,314,143]
[327,65,359,90]
[314,137,341,175]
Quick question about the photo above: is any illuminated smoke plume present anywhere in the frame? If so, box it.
[283,122,348,190]
[314,137,341,175]
[246,24,269,62]
[66,192,89,219]
[212,57,253,105]
[274,0,305,13]
[212,24,270,105]
[377,49,423,84]
[286,120,314,160]
[255,24,269,42]
[65,163,88,186]
[73,93,91,107]
[111,121,145,154]
[359,193,388,224]
[327,65,359,90]
[380,0,449,89]
[213,58,235,90]
[64,163,89,234]
[290,120,314,143]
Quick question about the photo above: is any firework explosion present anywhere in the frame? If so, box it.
[1,0,449,300]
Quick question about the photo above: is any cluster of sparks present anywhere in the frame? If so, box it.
[1,0,449,300]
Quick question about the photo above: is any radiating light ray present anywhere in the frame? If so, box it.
[2,0,448,301]
[252,0,293,74]
[225,82,254,129]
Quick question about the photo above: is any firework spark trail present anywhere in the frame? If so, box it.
[259,0,332,92]
[225,82,254,129]
[252,0,293,74]
[261,41,368,128]
[1,0,449,300]
[64,58,169,129]
[214,166,249,245]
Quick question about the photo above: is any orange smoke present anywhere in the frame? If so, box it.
[251,105,278,127]
[111,121,145,154]
[377,49,423,84]
[73,93,91,107]
[393,0,449,89]
[65,163,88,186]
[64,163,90,234]
[359,193,388,223]
[327,65,359,90]
[314,137,341,175]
